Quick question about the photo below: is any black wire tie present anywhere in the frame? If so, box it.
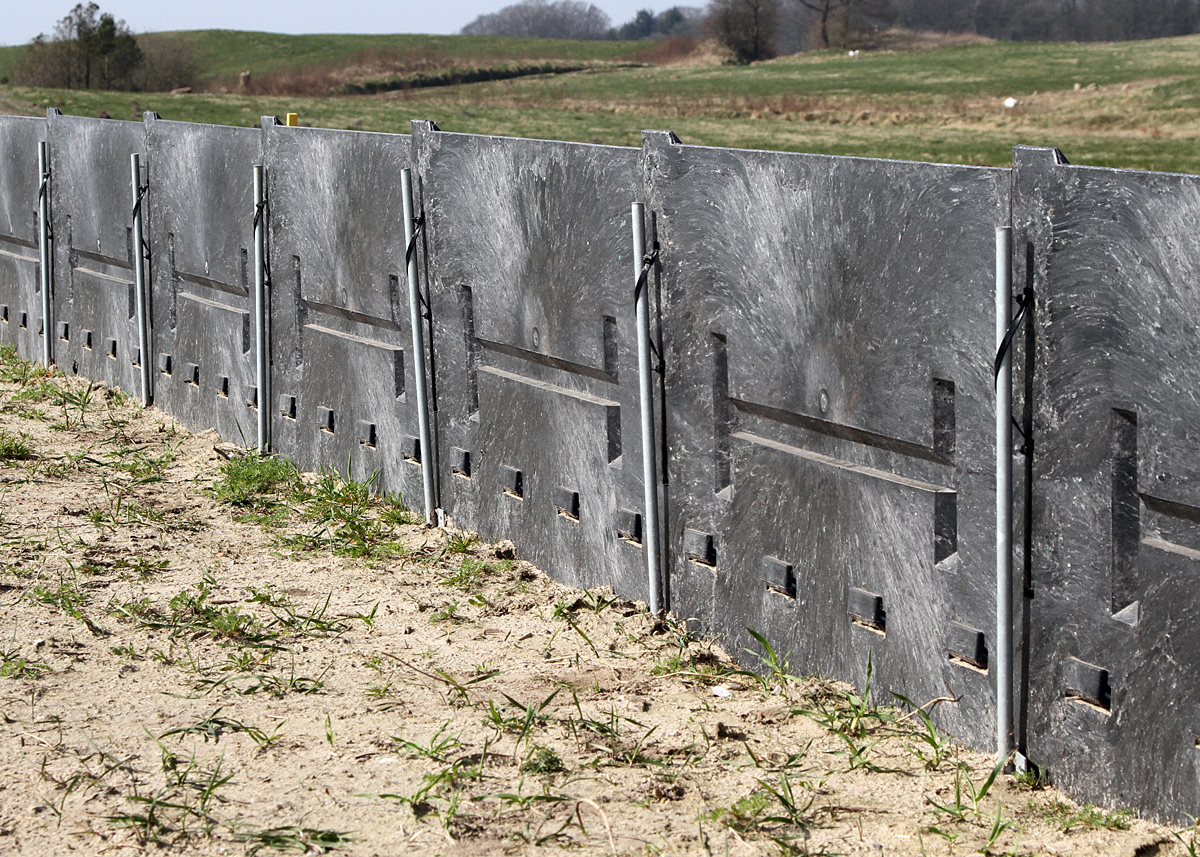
[405,215,425,269]
[994,289,1032,381]
[132,183,149,223]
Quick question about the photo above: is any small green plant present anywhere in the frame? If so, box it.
[268,593,350,637]
[438,558,487,591]
[522,746,565,774]
[29,578,89,619]
[347,602,379,632]
[234,826,351,854]
[480,776,569,815]
[379,492,420,526]
[795,652,890,741]
[148,580,273,644]
[980,804,1018,854]
[0,430,33,462]
[109,595,164,624]
[705,791,770,833]
[285,468,407,561]
[582,587,618,613]
[0,644,49,679]
[829,728,887,773]
[159,709,282,749]
[893,692,953,771]
[108,745,234,841]
[210,453,300,510]
[392,722,462,762]
[113,556,170,579]
[756,771,817,828]
[486,689,560,747]
[927,760,1006,823]
[193,668,324,698]
[444,532,480,555]
[364,681,393,699]
[740,628,798,693]
[430,601,461,623]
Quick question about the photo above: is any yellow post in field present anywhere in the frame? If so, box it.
[286,113,299,126]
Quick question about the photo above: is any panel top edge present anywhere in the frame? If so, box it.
[419,126,637,155]
[260,118,410,142]
[642,130,1009,176]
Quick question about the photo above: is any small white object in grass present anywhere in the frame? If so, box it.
[713,685,732,698]
[1004,97,1019,109]
[847,50,860,57]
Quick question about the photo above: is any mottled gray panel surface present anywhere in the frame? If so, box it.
[645,132,1006,747]
[264,122,422,501]
[0,115,45,357]
[1015,146,1200,822]
[415,123,651,599]
[145,116,260,440]
[47,113,143,392]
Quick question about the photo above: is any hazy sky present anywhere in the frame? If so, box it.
[2,0,692,46]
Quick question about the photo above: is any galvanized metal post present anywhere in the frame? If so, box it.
[37,141,52,366]
[401,168,436,524]
[995,225,1014,763]
[632,203,663,615]
[253,165,269,453]
[130,153,150,405]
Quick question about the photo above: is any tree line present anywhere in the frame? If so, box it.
[463,0,1200,60]
[12,2,197,92]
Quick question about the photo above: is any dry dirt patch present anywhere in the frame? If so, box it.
[0,347,1190,855]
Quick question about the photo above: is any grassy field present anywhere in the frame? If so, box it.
[3,30,1200,171]
[0,30,648,84]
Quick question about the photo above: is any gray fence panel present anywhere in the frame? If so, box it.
[47,113,143,391]
[263,122,422,500]
[0,115,45,357]
[145,115,261,440]
[415,123,652,599]
[645,132,1007,746]
[1015,146,1200,821]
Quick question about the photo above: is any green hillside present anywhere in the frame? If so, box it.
[173,30,645,79]
[0,30,647,87]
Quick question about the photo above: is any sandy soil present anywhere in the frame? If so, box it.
[0,349,1191,856]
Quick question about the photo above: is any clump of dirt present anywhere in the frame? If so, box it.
[0,346,1190,855]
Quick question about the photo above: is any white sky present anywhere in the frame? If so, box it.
[1,0,692,46]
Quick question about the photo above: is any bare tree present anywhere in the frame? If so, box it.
[461,0,612,40]
[706,0,780,61]
[789,0,892,48]
[17,3,142,90]
[613,6,705,39]
[886,0,1199,41]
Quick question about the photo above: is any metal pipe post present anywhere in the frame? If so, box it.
[38,141,52,366]
[995,225,1014,763]
[253,165,269,453]
[633,203,663,615]
[130,153,150,404]
[401,168,436,523]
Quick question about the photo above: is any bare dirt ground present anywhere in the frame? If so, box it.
[0,346,1192,856]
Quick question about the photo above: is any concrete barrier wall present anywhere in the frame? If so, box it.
[264,120,421,497]
[146,114,260,440]
[2,110,1198,821]
[0,115,45,355]
[414,122,652,598]
[1014,145,1200,816]
[644,132,1008,750]
[47,112,143,392]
